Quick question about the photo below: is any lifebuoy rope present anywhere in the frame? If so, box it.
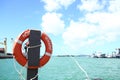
[16,39,41,49]
[13,55,26,80]
[30,73,38,80]
[27,44,41,49]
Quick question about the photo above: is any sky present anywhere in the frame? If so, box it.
[0,0,120,55]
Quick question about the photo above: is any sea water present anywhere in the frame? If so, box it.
[0,57,120,80]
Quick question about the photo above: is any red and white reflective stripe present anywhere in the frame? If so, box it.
[45,52,51,57]
[16,39,23,44]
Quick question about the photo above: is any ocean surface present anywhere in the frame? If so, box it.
[0,57,120,80]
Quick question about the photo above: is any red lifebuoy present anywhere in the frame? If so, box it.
[13,29,53,69]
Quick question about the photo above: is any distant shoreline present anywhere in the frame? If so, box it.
[54,55,90,57]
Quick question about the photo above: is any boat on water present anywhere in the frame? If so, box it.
[0,38,13,59]
[91,48,120,58]
[0,52,13,59]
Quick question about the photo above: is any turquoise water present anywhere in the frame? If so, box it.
[0,57,120,80]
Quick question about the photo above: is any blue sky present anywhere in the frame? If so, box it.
[0,0,120,55]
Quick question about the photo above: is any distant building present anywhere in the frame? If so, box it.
[116,48,120,58]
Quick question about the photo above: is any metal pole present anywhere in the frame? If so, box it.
[27,30,41,80]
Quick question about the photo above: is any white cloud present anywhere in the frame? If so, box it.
[77,0,107,12]
[42,0,60,12]
[85,12,120,30]
[62,20,97,49]
[41,12,65,35]
[42,0,75,12]
[63,0,120,49]
[58,0,75,9]
[108,0,120,12]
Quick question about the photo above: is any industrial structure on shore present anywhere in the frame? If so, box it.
[91,48,120,58]
[0,38,13,59]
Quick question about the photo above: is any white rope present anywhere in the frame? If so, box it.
[64,48,90,80]
[30,73,38,80]
[70,57,90,80]
[27,44,41,49]
[13,56,26,80]
[12,40,25,80]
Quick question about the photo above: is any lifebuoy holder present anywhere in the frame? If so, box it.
[13,29,53,69]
